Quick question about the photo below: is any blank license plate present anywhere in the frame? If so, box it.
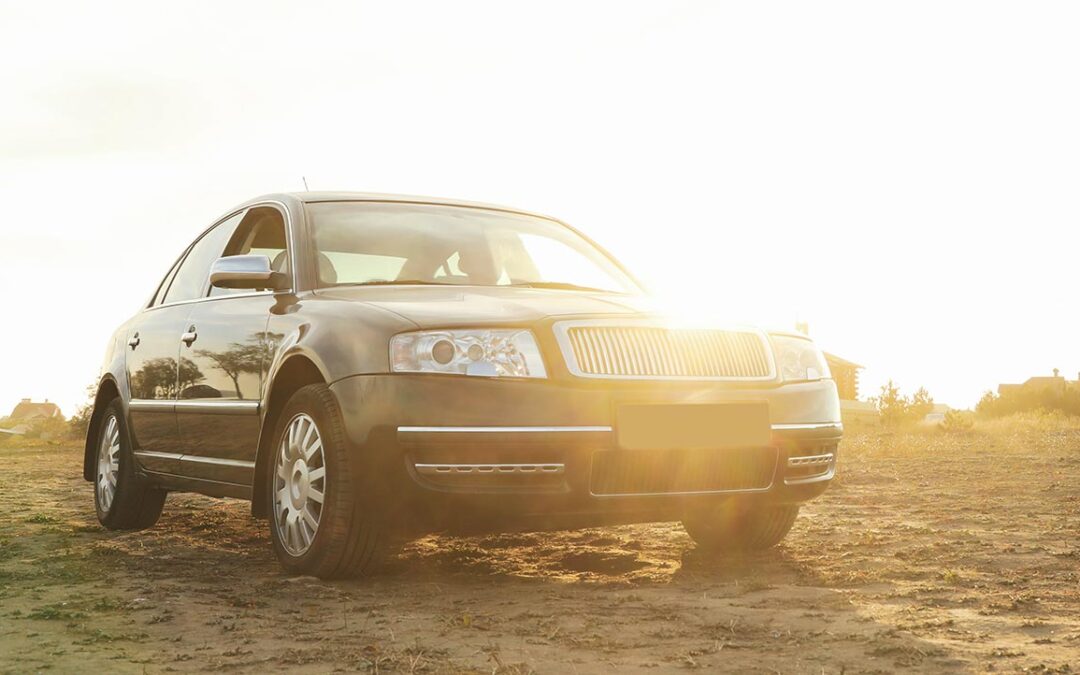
[615,403,770,451]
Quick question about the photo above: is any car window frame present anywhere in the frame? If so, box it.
[147,252,186,308]
[144,201,297,313]
[158,210,247,306]
[209,205,294,299]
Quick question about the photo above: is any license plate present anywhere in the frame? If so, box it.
[615,403,770,451]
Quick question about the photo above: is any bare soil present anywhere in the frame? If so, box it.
[1,424,1078,673]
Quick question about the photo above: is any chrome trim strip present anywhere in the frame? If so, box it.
[771,422,844,432]
[134,450,182,461]
[552,319,778,382]
[134,450,255,470]
[130,400,260,415]
[593,484,774,498]
[129,400,176,412]
[174,400,260,415]
[784,466,836,486]
[415,463,565,475]
[398,425,612,433]
[180,455,256,469]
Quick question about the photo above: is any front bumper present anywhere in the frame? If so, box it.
[330,374,841,533]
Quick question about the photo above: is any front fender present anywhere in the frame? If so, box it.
[262,293,419,391]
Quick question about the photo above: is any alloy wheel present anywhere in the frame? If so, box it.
[96,415,120,512]
[273,413,327,556]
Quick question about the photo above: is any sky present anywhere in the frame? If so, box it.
[1,1,1078,417]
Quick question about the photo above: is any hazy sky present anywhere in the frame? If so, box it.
[2,1,1078,417]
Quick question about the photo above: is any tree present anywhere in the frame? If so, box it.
[871,380,935,427]
[910,387,934,420]
[131,357,205,400]
[195,343,263,399]
[67,383,98,440]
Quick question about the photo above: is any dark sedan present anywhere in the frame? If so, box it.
[84,192,842,578]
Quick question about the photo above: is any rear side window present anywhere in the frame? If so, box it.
[161,212,245,304]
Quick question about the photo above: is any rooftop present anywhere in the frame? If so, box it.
[8,399,62,421]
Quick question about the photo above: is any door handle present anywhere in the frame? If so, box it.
[181,327,198,347]
[128,333,140,350]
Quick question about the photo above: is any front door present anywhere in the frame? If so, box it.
[176,296,274,485]
[174,205,292,487]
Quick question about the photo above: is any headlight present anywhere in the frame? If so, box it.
[770,334,830,382]
[390,329,547,378]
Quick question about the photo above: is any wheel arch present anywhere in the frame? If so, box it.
[251,354,328,518]
[83,375,122,482]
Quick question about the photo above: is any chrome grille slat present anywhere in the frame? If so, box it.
[557,322,774,380]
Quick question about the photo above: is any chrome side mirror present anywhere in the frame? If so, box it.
[209,255,288,291]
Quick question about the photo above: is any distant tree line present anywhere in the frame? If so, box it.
[977,385,1080,418]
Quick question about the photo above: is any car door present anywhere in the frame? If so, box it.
[176,205,293,487]
[127,212,247,473]
[125,253,191,473]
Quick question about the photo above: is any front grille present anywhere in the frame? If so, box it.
[560,324,773,379]
[590,447,777,496]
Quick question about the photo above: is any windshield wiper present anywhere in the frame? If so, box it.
[509,281,617,293]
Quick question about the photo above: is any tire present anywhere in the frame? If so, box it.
[682,500,800,553]
[266,384,388,579]
[94,398,166,530]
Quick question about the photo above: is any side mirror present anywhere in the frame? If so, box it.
[209,255,288,291]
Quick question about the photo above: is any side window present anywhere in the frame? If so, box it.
[150,255,184,307]
[210,207,290,297]
[162,212,245,304]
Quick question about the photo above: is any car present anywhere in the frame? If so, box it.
[84,192,842,578]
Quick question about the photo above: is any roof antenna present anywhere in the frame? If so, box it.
[302,176,310,191]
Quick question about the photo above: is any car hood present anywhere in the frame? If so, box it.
[314,286,661,328]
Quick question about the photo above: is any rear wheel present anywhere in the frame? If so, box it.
[682,500,799,553]
[267,384,388,579]
[94,399,166,530]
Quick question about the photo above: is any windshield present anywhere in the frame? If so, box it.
[306,201,640,293]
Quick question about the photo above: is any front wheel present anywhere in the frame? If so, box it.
[266,384,388,579]
[682,500,800,553]
[94,399,166,530]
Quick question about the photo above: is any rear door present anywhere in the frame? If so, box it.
[125,262,191,472]
[128,213,245,474]
[176,206,292,487]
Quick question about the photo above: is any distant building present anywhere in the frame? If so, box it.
[997,369,1078,396]
[7,398,63,422]
[824,353,862,401]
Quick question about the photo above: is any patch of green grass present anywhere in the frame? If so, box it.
[73,629,149,645]
[91,597,124,612]
[26,604,86,621]
[25,513,60,524]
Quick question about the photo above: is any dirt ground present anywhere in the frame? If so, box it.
[1,421,1078,673]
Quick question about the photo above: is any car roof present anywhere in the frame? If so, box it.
[235,191,558,222]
